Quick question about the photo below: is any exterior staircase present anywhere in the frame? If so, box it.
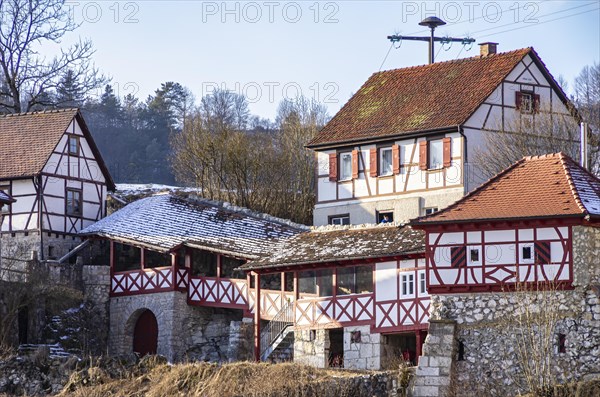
[260,301,294,362]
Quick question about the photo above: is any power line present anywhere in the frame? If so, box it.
[379,42,395,71]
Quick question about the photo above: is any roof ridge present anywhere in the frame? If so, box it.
[310,222,408,233]
[176,194,309,231]
[375,47,531,75]
[0,108,79,118]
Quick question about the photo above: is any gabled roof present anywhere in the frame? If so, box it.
[308,48,571,148]
[0,190,14,204]
[240,224,424,271]
[80,194,308,259]
[0,109,115,190]
[411,153,600,226]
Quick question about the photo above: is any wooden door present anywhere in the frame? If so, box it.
[133,310,158,356]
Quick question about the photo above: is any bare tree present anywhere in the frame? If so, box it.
[0,0,104,113]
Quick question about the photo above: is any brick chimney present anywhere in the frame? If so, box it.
[479,42,498,57]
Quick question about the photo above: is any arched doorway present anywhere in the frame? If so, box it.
[133,309,158,356]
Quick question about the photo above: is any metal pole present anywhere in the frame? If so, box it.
[580,122,589,169]
[429,27,434,64]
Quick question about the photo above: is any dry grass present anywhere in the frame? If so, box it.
[58,360,377,397]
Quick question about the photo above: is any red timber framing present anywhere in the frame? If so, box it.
[109,241,188,297]
[421,219,576,294]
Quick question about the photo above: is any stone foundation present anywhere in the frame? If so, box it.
[294,328,330,368]
[344,325,382,370]
[412,320,455,397]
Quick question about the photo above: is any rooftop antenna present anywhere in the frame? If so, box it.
[388,16,475,64]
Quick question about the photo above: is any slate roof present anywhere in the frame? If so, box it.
[80,194,308,259]
[0,109,115,190]
[0,190,14,204]
[307,48,571,148]
[241,224,425,271]
[412,153,600,225]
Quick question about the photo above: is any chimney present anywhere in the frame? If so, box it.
[479,42,498,57]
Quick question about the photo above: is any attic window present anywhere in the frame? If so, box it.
[516,91,539,114]
[68,136,79,155]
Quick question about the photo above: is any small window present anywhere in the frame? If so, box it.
[469,248,480,264]
[377,211,394,224]
[523,246,532,260]
[520,243,535,264]
[329,214,350,225]
[350,330,362,343]
[309,329,317,341]
[339,152,352,181]
[379,147,393,176]
[66,189,82,216]
[557,333,566,353]
[428,139,444,169]
[424,207,438,216]
[401,273,415,297]
[458,340,465,361]
[518,92,535,113]
[68,136,79,155]
[419,271,427,295]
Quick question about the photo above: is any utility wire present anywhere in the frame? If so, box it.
[379,42,395,71]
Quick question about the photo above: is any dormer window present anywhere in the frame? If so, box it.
[68,136,79,155]
[379,147,393,176]
[516,91,540,114]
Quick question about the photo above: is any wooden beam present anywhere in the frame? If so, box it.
[254,272,261,361]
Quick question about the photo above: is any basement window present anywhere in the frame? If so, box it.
[329,214,350,226]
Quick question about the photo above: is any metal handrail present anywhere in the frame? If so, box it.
[260,299,294,358]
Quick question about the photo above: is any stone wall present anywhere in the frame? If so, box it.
[294,328,330,368]
[109,291,252,362]
[344,325,382,370]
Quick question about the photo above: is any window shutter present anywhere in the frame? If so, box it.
[419,141,428,170]
[392,144,400,174]
[535,241,551,264]
[328,153,337,181]
[369,148,378,177]
[351,149,359,179]
[515,91,522,110]
[533,94,540,112]
[442,137,452,168]
[451,246,467,268]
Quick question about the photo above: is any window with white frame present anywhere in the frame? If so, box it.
[379,147,393,176]
[401,273,415,297]
[68,136,79,155]
[424,207,438,216]
[339,152,352,181]
[520,243,534,264]
[418,271,427,295]
[329,214,350,225]
[469,247,481,265]
[428,139,444,169]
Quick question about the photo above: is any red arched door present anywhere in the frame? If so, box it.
[133,310,158,356]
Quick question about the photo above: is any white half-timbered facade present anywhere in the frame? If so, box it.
[307,45,578,226]
[0,109,114,260]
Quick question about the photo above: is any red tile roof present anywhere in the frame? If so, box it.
[412,153,600,225]
[0,109,115,190]
[308,48,543,148]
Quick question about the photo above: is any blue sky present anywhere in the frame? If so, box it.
[61,0,600,119]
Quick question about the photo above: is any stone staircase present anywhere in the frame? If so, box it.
[260,301,294,362]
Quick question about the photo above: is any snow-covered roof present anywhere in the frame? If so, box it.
[241,224,425,272]
[80,194,308,259]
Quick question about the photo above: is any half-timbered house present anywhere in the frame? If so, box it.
[409,153,600,396]
[79,193,308,361]
[0,109,115,261]
[308,45,578,226]
[239,224,427,369]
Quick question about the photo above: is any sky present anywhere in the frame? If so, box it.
[58,0,600,120]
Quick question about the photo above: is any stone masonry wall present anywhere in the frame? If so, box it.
[294,328,330,368]
[344,325,382,370]
[109,291,252,362]
[414,226,600,397]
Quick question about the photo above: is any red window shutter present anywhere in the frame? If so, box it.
[535,241,551,264]
[533,94,540,112]
[369,148,378,177]
[351,149,359,179]
[443,137,452,168]
[392,144,400,174]
[515,91,522,110]
[451,246,467,268]
[419,141,428,170]
[328,153,337,181]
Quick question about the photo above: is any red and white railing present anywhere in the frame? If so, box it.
[111,267,174,296]
[373,297,430,332]
[294,294,374,328]
[188,276,249,309]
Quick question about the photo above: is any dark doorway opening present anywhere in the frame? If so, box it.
[18,306,28,344]
[133,310,158,357]
[328,328,344,368]
[382,332,417,368]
